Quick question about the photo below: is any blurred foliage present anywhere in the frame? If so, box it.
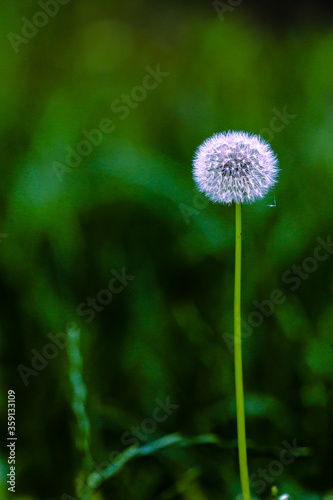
[1,1,333,499]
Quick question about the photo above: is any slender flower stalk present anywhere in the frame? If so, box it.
[234,203,251,500]
[192,130,279,499]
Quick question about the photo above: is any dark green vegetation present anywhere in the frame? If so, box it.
[1,1,333,499]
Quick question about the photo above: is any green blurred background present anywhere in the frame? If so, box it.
[1,1,333,499]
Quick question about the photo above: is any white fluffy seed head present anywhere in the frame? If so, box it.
[193,131,279,205]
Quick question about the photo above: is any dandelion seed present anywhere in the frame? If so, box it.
[268,195,276,207]
[193,131,279,204]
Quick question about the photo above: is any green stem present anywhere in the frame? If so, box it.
[234,203,251,500]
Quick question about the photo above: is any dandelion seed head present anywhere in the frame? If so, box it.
[193,131,279,204]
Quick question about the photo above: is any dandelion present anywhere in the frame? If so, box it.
[193,131,279,205]
[193,131,279,500]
